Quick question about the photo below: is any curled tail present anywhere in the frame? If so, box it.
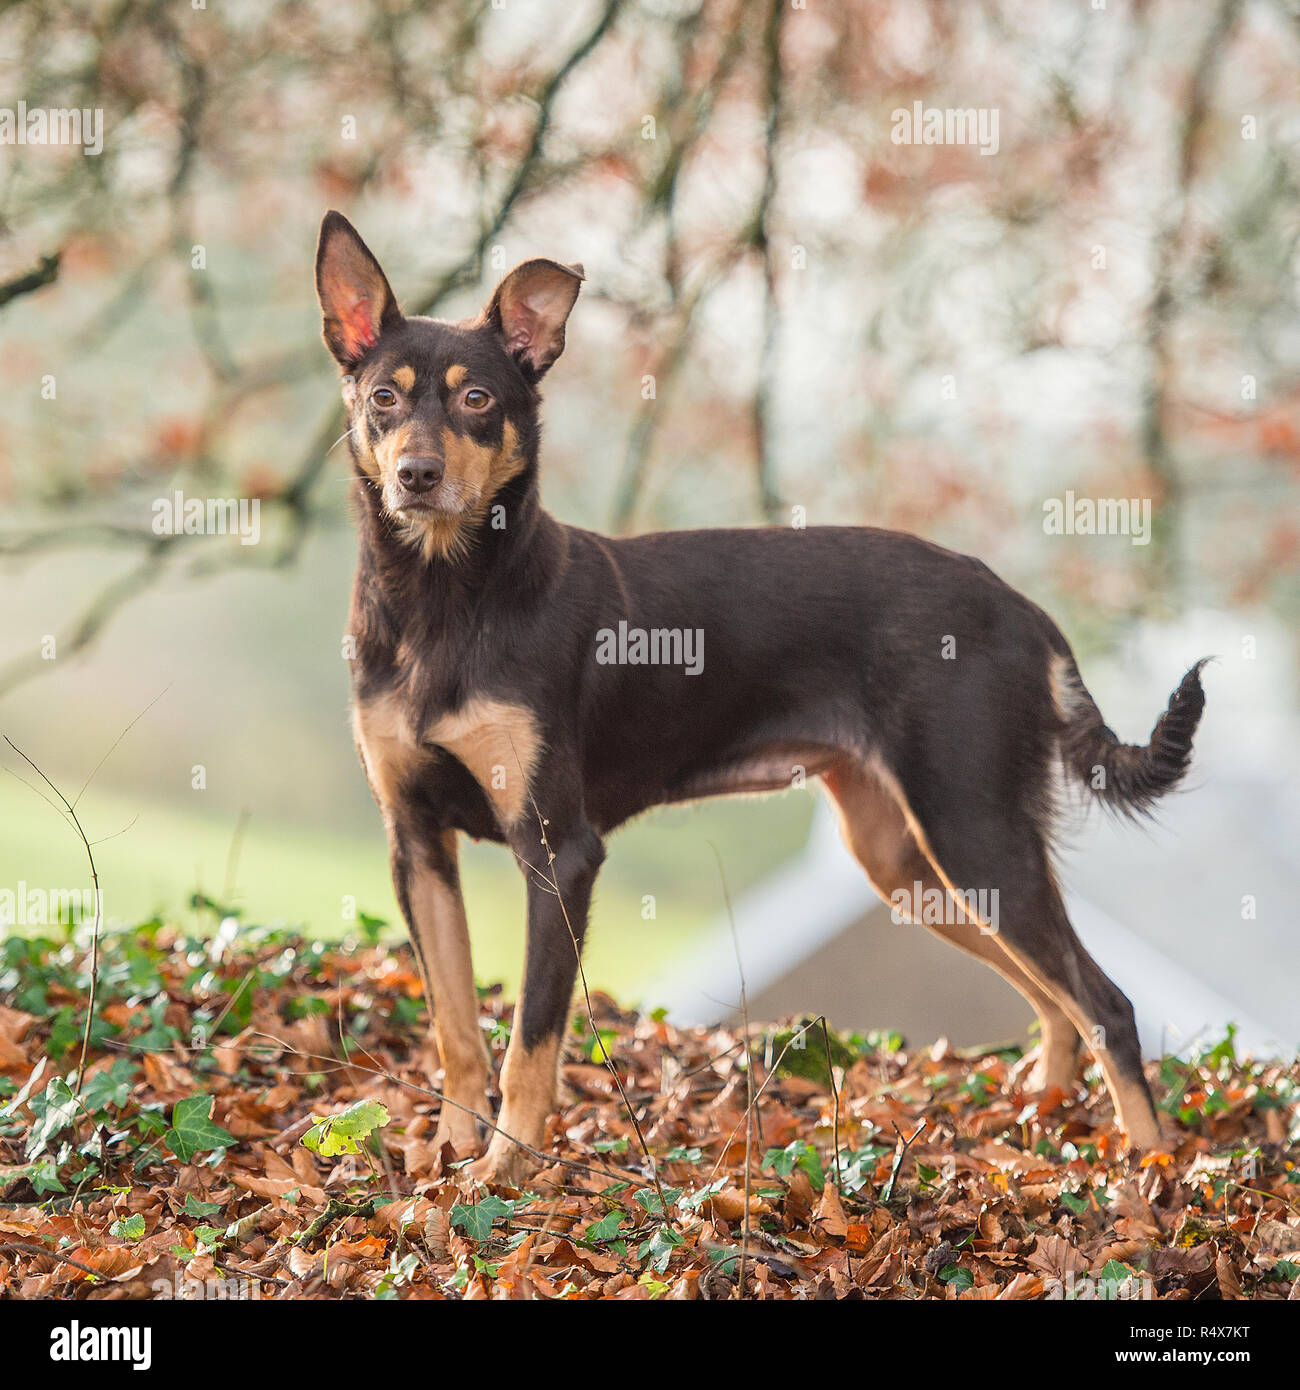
[1052,654,1209,816]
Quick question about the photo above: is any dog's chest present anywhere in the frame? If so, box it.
[352,687,543,828]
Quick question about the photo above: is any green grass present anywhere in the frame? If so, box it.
[0,772,815,1002]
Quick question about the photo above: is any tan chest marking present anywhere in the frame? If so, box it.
[426,697,542,826]
[354,692,542,827]
[353,692,425,811]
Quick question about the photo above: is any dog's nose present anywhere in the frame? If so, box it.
[396,456,444,493]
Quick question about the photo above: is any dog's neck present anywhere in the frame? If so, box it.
[350,458,564,644]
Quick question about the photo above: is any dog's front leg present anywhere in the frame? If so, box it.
[390,828,490,1159]
[467,816,605,1187]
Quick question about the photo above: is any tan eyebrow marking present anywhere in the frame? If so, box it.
[444,364,468,389]
[392,366,416,392]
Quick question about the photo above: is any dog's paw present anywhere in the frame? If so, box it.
[1118,1112,1175,1156]
[464,1140,534,1190]
[431,1111,484,1163]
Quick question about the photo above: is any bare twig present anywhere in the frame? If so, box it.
[244,1031,637,1190]
[0,541,179,698]
[3,738,102,1093]
[0,1240,106,1280]
[1141,0,1244,598]
[706,1015,827,1188]
[73,684,171,810]
[820,1017,843,1190]
[222,808,252,906]
[0,252,60,311]
[881,1119,927,1204]
[513,748,673,1222]
[751,0,787,522]
[710,841,752,1299]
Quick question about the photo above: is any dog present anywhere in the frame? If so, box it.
[315,210,1207,1186]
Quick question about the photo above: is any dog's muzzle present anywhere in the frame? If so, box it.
[395,455,444,495]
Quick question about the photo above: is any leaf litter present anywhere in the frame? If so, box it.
[1,917,1297,1301]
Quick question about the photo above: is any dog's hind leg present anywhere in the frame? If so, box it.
[823,761,1081,1091]
[893,765,1161,1150]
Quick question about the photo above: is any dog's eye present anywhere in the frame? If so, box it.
[463,388,491,410]
[371,387,397,408]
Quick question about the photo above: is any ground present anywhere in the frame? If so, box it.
[0,914,1297,1301]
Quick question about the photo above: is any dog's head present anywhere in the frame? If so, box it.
[315,210,582,561]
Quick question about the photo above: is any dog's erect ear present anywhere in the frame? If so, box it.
[315,211,403,369]
[483,259,584,380]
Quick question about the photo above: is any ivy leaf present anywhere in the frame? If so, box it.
[662,1146,703,1163]
[637,1223,684,1273]
[25,1078,80,1160]
[1099,1258,1136,1289]
[182,1193,223,1218]
[940,1264,973,1291]
[584,1210,624,1243]
[300,1099,391,1158]
[164,1093,235,1163]
[26,1158,66,1195]
[762,1139,825,1192]
[110,1214,146,1243]
[80,1059,138,1114]
[633,1186,682,1217]
[450,1195,512,1243]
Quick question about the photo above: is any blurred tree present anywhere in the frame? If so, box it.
[0,0,1296,696]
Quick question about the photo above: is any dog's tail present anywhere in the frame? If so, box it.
[1052,652,1209,817]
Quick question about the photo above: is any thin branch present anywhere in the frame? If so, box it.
[711,841,752,1300]
[513,746,672,1221]
[0,540,178,698]
[244,1031,636,1190]
[706,1015,827,1189]
[222,808,252,905]
[881,1119,927,1205]
[751,0,787,522]
[0,252,60,311]
[820,1018,842,1191]
[73,683,171,810]
[0,1240,107,1280]
[2,739,101,1094]
[1141,0,1244,599]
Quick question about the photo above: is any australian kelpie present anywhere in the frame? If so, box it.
[315,211,1207,1185]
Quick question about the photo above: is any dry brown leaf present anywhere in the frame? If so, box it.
[1026,1233,1088,1281]
[812,1184,849,1240]
[707,1187,771,1223]
[1216,1249,1244,1299]
[996,1271,1045,1299]
[228,1171,326,1204]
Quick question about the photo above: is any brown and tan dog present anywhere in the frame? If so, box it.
[316,210,1207,1185]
